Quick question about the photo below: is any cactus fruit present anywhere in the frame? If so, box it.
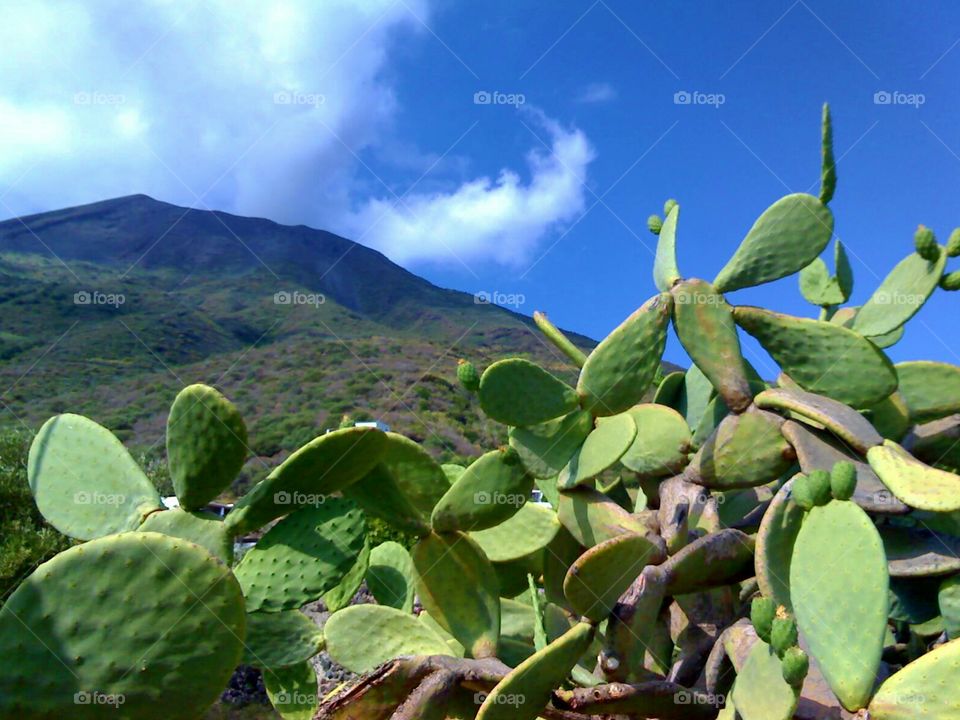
[770,614,798,657]
[805,469,832,506]
[791,474,816,511]
[940,269,960,290]
[457,359,481,392]
[947,227,960,256]
[830,460,857,500]
[781,647,809,687]
[750,596,776,642]
[663,198,678,216]
[647,213,663,235]
[914,224,940,261]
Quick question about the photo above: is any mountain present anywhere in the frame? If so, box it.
[0,195,600,492]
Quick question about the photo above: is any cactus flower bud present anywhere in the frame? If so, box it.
[830,461,857,500]
[771,616,799,657]
[647,214,663,235]
[751,596,776,643]
[781,646,810,687]
[457,359,480,392]
[914,225,940,261]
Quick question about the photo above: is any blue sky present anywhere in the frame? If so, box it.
[2,0,960,370]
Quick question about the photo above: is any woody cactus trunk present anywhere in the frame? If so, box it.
[5,104,960,719]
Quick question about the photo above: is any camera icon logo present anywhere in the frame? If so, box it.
[474,91,492,105]
[274,291,291,305]
[874,90,892,105]
[74,291,91,305]
[274,491,291,505]
[674,90,692,105]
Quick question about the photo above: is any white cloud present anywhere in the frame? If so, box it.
[340,110,595,267]
[577,82,617,104]
[0,0,597,267]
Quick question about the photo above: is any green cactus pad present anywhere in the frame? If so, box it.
[895,361,960,423]
[678,363,717,430]
[476,620,595,720]
[672,279,754,412]
[869,637,960,719]
[864,392,912,441]
[734,306,897,407]
[853,250,947,338]
[654,203,681,291]
[577,293,672,416]
[799,257,844,306]
[687,409,793,489]
[754,387,882,453]
[790,499,888,710]
[166,383,248,510]
[781,421,908,514]
[533,311,588,367]
[557,412,636,489]
[226,426,386,535]
[820,103,837,204]
[431,447,533,532]
[731,639,799,720]
[27,413,162,540]
[880,525,960,577]
[418,610,466,657]
[442,463,465,484]
[939,576,960,638]
[343,431,449,536]
[479,358,579,426]
[233,498,366,612]
[909,416,960,473]
[691,394,730,448]
[713,193,834,293]
[661,529,755,595]
[243,610,324,670]
[324,605,452,674]
[508,410,593,478]
[365,541,415,612]
[0,532,245,720]
[867,440,960,512]
[653,369,686,406]
[138,508,233,563]
[556,486,654,547]
[322,538,371,612]
[412,531,500,658]
[263,661,318,720]
[563,531,666,622]
[469,501,560,562]
[619,404,691,477]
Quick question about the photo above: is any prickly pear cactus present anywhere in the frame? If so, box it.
[10,103,960,720]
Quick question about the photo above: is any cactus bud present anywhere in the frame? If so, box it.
[947,228,960,258]
[914,225,940,261]
[647,214,663,235]
[830,461,857,500]
[457,359,480,392]
[781,646,810,687]
[663,198,678,216]
[940,270,960,291]
[807,469,832,506]
[770,615,799,657]
[750,596,776,643]
[791,474,815,511]
[338,413,354,429]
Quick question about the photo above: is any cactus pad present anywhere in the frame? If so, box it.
[431,447,533,532]
[654,203,681,291]
[563,532,666,621]
[713,193,834,293]
[479,358,579,426]
[619,404,691,477]
[754,387,882,453]
[880,525,960,577]
[233,498,366,612]
[412,531,500,658]
[226,426,385,534]
[820,103,837,203]
[138,507,233,563]
[243,610,324,670]
[324,605,452,674]
[731,639,799,720]
[557,486,654,547]
[678,363,716,430]
[661,528,755,595]
[263,661,318,720]
[27,413,162,540]
[476,620,595,720]
[469,501,560,562]
[577,292,672,416]
[853,250,947,337]
[166,383,247,510]
[867,439,960,512]
[790,499,888,710]
[558,412,636,489]
[734,306,897,407]
[322,537,371,612]
[895,361,960,423]
[672,279,754,412]
[508,410,593,478]
[0,532,245,720]
[869,637,960,719]
[365,541,415,612]
[687,409,793,489]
